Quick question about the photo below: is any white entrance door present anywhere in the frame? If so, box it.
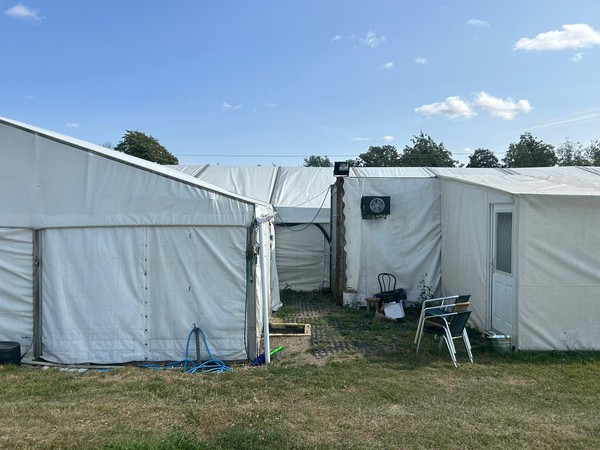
[490,205,515,336]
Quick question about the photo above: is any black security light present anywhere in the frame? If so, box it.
[334,161,350,176]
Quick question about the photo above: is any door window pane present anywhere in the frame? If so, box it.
[496,212,512,273]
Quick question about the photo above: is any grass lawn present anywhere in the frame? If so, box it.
[1,292,599,449]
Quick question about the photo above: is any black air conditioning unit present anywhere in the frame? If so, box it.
[361,196,390,219]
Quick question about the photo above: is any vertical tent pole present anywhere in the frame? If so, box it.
[256,215,273,364]
[32,229,42,360]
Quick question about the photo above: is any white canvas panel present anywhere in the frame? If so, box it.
[431,167,600,196]
[350,167,435,178]
[271,167,335,223]
[170,165,209,177]
[196,166,279,204]
[41,226,258,364]
[42,227,146,364]
[274,206,329,225]
[438,181,500,330]
[0,228,33,343]
[517,195,600,350]
[0,121,255,228]
[275,225,330,291]
[343,178,441,302]
[146,226,249,361]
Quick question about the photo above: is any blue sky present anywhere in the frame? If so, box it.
[2,1,600,166]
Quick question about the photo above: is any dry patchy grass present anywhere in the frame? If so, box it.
[1,292,599,449]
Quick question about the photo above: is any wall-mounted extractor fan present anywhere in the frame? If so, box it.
[361,196,390,219]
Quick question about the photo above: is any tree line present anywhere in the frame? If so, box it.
[304,132,600,168]
[102,129,600,169]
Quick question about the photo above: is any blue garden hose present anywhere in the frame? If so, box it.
[140,324,232,374]
[183,324,232,374]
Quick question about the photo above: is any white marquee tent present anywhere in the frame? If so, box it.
[0,117,275,364]
[172,165,336,292]
[430,167,600,351]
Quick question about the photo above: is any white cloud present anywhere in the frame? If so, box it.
[66,122,79,128]
[264,103,277,108]
[331,35,342,42]
[24,94,35,100]
[381,135,394,142]
[473,91,532,120]
[415,96,476,119]
[4,4,44,22]
[467,19,490,29]
[515,23,600,51]
[351,137,371,142]
[414,56,427,64]
[221,102,243,111]
[416,92,532,120]
[359,31,385,48]
[570,52,586,63]
[381,62,394,70]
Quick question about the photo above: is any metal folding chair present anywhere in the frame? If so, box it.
[415,309,473,367]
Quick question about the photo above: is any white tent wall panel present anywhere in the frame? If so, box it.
[42,227,146,364]
[0,228,33,343]
[275,225,330,291]
[343,178,441,302]
[271,167,335,224]
[0,125,255,229]
[195,166,279,205]
[439,180,513,330]
[517,195,600,350]
[146,226,250,361]
[41,225,252,364]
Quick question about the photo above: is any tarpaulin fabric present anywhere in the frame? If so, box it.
[517,195,600,350]
[271,167,335,224]
[438,180,512,331]
[431,167,600,196]
[343,177,441,303]
[275,224,330,291]
[0,228,33,343]
[0,119,259,229]
[189,165,279,205]
[350,167,435,178]
[41,226,250,364]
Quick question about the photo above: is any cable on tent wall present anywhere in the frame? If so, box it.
[275,186,331,233]
[275,222,331,243]
[282,185,332,209]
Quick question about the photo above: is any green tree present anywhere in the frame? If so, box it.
[357,145,401,167]
[503,132,557,168]
[399,132,457,167]
[557,138,589,166]
[466,148,500,168]
[303,155,332,167]
[114,130,178,165]
[585,139,600,166]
